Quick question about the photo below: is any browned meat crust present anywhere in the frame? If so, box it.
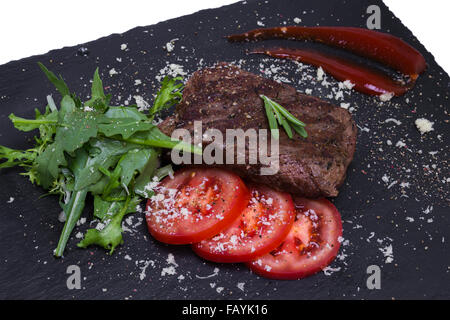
[159,63,357,198]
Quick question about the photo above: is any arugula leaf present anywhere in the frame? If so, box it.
[8,112,58,132]
[54,148,89,257]
[149,76,183,120]
[77,196,132,254]
[118,148,157,187]
[0,64,202,257]
[0,145,36,169]
[97,148,157,199]
[123,126,203,155]
[38,62,71,97]
[33,108,58,152]
[90,68,105,101]
[84,161,171,255]
[104,106,147,121]
[98,165,122,198]
[93,195,140,221]
[35,96,99,188]
[135,163,172,198]
[84,68,110,111]
[86,175,110,195]
[98,118,153,139]
[55,190,87,257]
[2,107,57,178]
[73,137,143,191]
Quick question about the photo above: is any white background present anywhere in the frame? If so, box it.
[0,0,448,72]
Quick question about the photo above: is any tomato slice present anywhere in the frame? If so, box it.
[145,168,250,244]
[246,197,343,280]
[192,184,295,263]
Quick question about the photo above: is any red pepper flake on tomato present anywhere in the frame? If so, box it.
[247,197,342,280]
[145,168,250,245]
[192,184,295,263]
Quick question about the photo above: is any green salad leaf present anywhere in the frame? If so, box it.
[35,96,100,188]
[54,148,90,257]
[0,145,36,169]
[73,138,141,191]
[104,106,147,121]
[149,76,183,120]
[8,112,58,132]
[0,63,198,257]
[98,118,154,139]
[38,62,71,97]
[77,196,132,254]
[93,195,140,221]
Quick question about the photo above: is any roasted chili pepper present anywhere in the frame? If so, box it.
[228,26,426,78]
[251,47,413,97]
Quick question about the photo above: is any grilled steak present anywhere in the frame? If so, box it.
[159,63,357,198]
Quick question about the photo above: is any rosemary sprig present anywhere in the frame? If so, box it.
[263,96,279,139]
[260,95,308,139]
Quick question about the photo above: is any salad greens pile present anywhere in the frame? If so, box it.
[0,63,201,257]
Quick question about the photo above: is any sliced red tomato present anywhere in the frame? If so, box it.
[145,168,250,244]
[246,197,343,280]
[192,184,295,263]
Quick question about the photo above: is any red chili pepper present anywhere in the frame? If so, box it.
[228,26,426,77]
[251,47,413,97]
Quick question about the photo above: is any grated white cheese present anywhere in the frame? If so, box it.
[134,95,150,111]
[58,211,66,223]
[323,266,341,276]
[164,38,179,52]
[385,118,402,126]
[161,266,177,276]
[415,118,434,135]
[340,102,350,110]
[379,244,394,263]
[379,92,394,102]
[156,63,187,81]
[195,267,220,279]
[237,282,245,291]
[138,260,155,280]
[316,67,325,81]
[109,68,118,76]
[342,80,355,89]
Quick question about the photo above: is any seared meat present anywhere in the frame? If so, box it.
[159,63,357,198]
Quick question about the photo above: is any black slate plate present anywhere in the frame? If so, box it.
[0,0,448,300]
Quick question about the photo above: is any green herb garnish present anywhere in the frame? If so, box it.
[0,64,200,257]
[260,95,308,139]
